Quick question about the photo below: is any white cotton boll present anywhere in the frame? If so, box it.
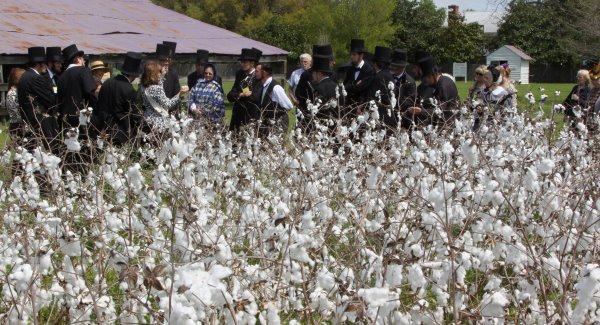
[366,166,381,190]
[386,264,403,288]
[302,150,316,171]
[410,244,424,258]
[9,263,33,292]
[524,167,540,192]
[484,277,502,291]
[289,159,300,169]
[317,268,336,291]
[158,207,172,222]
[572,264,600,324]
[537,158,554,175]
[481,290,509,321]
[461,141,478,165]
[64,130,81,152]
[358,287,391,307]
[407,264,427,292]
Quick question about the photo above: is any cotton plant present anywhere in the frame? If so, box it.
[0,101,598,324]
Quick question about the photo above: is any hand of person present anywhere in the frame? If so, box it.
[240,91,252,98]
[180,86,189,94]
[571,94,579,101]
[408,106,422,114]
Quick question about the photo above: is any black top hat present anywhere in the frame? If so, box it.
[373,46,392,64]
[414,50,431,63]
[350,39,366,53]
[62,44,85,63]
[313,44,333,59]
[251,48,263,62]
[28,47,47,63]
[119,52,143,76]
[239,48,259,62]
[156,44,173,60]
[312,55,332,74]
[418,56,438,77]
[46,47,63,62]
[391,48,408,66]
[195,49,209,64]
[162,41,177,54]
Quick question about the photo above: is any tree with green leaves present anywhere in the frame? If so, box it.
[495,0,578,65]
[391,0,445,61]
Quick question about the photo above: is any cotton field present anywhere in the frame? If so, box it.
[0,111,599,324]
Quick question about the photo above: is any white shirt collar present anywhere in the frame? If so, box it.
[263,76,273,87]
[67,63,80,70]
[29,67,40,75]
[356,60,365,69]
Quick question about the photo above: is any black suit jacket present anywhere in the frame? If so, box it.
[313,77,339,119]
[17,69,56,128]
[343,61,375,105]
[227,68,260,130]
[58,66,97,127]
[163,68,181,99]
[294,69,314,112]
[96,74,141,144]
[187,71,222,89]
[395,73,417,111]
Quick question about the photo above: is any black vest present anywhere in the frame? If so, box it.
[258,79,286,120]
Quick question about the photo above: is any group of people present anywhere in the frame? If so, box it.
[11,37,599,160]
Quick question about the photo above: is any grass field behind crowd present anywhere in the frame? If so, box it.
[0,82,575,151]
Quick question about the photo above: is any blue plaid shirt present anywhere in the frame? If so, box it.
[188,79,225,121]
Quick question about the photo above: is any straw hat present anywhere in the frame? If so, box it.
[90,60,111,74]
[590,62,600,80]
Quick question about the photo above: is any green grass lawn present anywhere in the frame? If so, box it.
[0,81,574,151]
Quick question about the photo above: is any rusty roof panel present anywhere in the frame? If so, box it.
[0,0,288,56]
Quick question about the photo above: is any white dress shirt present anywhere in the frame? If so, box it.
[354,60,365,80]
[262,77,293,111]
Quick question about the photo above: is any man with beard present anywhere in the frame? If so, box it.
[253,63,293,136]
[343,39,375,107]
[57,44,97,131]
[389,49,416,129]
[45,46,63,95]
[295,44,335,132]
[227,48,262,131]
[161,41,181,99]
[17,46,59,151]
[407,56,459,127]
[95,52,143,145]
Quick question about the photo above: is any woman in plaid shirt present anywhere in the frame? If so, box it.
[188,64,225,125]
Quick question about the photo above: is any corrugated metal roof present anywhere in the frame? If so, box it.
[503,45,533,61]
[0,0,288,56]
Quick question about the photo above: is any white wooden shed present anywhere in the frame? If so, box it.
[486,45,533,84]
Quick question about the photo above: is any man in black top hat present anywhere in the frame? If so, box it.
[389,49,416,128]
[227,48,262,131]
[57,44,97,130]
[187,49,222,89]
[159,41,182,101]
[294,44,336,127]
[412,50,435,100]
[95,52,144,145]
[45,46,63,94]
[17,46,60,150]
[343,39,375,107]
[311,55,339,120]
[407,56,459,127]
[364,46,396,128]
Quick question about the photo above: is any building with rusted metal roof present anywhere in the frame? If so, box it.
[0,0,289,103]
